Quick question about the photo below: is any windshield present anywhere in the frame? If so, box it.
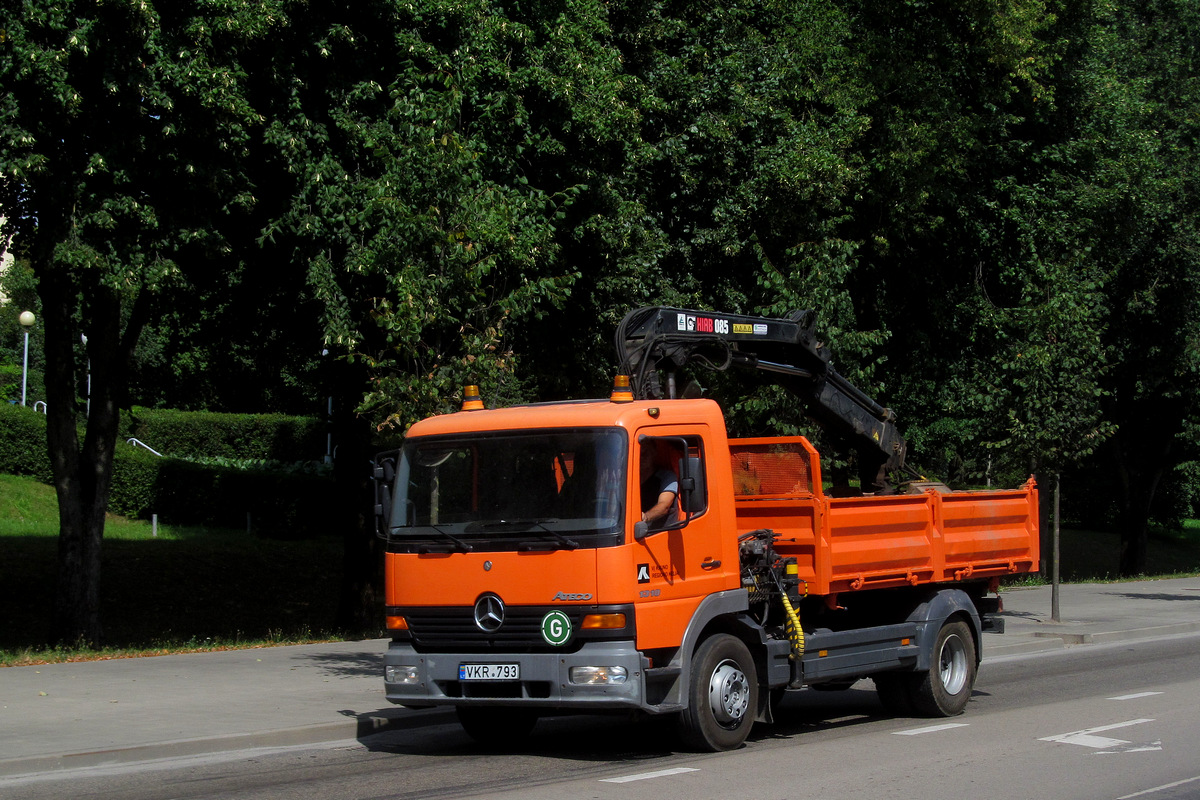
[388,428,627,550]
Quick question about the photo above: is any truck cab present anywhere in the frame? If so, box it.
[380,396,757,746]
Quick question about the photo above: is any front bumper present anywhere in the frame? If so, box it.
[384,640,651,712]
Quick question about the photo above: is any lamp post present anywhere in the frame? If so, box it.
[81,333,90,417]
[18,310,34,406]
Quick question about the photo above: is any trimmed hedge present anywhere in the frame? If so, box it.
[122,407,325,462]
[109,451,337,538]
[2,405,338,538]
[0,402,51,480]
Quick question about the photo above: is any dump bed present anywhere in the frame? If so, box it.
[730,437,1039,596]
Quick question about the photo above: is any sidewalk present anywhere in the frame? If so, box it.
[986,576,1200,656]
[3,577,1200,778]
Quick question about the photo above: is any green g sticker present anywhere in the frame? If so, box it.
[541,610,572,646]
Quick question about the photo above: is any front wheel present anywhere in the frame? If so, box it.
[678,633,759,752]
[909,619,977,717]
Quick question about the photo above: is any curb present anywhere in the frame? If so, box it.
[983,620,1200,659]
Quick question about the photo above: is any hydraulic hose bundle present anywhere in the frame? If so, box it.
[739,528,806,660]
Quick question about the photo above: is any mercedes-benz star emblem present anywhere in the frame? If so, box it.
[474,594,505,633]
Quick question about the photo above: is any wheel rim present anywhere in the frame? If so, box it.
[938,633,969,695]
[708,658,750,727]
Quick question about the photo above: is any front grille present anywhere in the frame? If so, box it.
[392,604,633,653]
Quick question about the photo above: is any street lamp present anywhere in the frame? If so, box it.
[81,333,90,417]
[18,310,34,406]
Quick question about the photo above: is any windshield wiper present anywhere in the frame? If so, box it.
[521,520,581,551]
[474,518,580,551]
[414,525,473,554]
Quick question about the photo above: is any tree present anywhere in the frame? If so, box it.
[522,0,879,425]
[232,1,604,626]
[1046,0,1200,574]
[834,0,1064,479]
[0,1,271,643]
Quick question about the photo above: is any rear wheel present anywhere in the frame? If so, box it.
[909,619,977,717]
[456,706,538,746]
[678,634,758,752]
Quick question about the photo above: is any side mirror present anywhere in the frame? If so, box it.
[681,455,706,513]
[372,451,398,538]
[634,520,649,541]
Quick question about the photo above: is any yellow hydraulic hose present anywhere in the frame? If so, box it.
[781,592,804,661]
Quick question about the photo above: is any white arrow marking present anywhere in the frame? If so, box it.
[1040,719,1156,751]
[1096,740,1163,754]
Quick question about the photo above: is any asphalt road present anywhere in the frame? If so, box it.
[6,631,1200,800]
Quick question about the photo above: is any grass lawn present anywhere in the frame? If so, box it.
[0,474,349,662]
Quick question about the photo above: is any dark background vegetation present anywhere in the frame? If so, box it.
[1,0,1197,647]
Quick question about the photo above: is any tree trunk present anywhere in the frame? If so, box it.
[41,268,96,645]
[1117,514,1150,577]
[1112,435,1169,578]
[41,260,147,646]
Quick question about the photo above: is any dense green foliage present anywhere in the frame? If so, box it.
[1,0,1198,647]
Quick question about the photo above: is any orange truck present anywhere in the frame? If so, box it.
[376,307,1039,751]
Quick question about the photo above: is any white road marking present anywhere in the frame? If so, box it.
[1040,719,1158,751]
[892,723,969,736]
[1096,741,1162,754]
[1117,774,1200,799]
[600,767,701,784]
[1108,692,1164,701]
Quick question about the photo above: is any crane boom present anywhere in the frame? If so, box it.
[615,306,907,492]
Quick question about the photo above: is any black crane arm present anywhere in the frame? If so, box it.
[615,306,908,492]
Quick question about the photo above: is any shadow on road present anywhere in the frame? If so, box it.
[351,684,902,762]
[1104,591,1200,603]
[298,647,382,678]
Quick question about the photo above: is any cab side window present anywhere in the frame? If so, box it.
[638,435,706,531]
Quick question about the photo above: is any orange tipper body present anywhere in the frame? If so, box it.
[379,395,1039,751]
[728,436,1039,595]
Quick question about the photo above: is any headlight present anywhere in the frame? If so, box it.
[385,665,421,685]
[569,666,628,685]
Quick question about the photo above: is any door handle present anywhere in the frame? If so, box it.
[701,558,722,570]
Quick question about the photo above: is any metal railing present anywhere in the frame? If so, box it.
[126,438,164,457]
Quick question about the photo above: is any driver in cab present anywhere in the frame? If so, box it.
[640,442,680,529]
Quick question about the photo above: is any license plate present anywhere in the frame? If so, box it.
[459,663,520,681]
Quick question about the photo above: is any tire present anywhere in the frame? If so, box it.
[678,633,759,752]
[456,706,538,746]
[909,619,977,717]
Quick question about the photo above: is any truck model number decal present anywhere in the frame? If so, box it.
[676,314,729,334]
